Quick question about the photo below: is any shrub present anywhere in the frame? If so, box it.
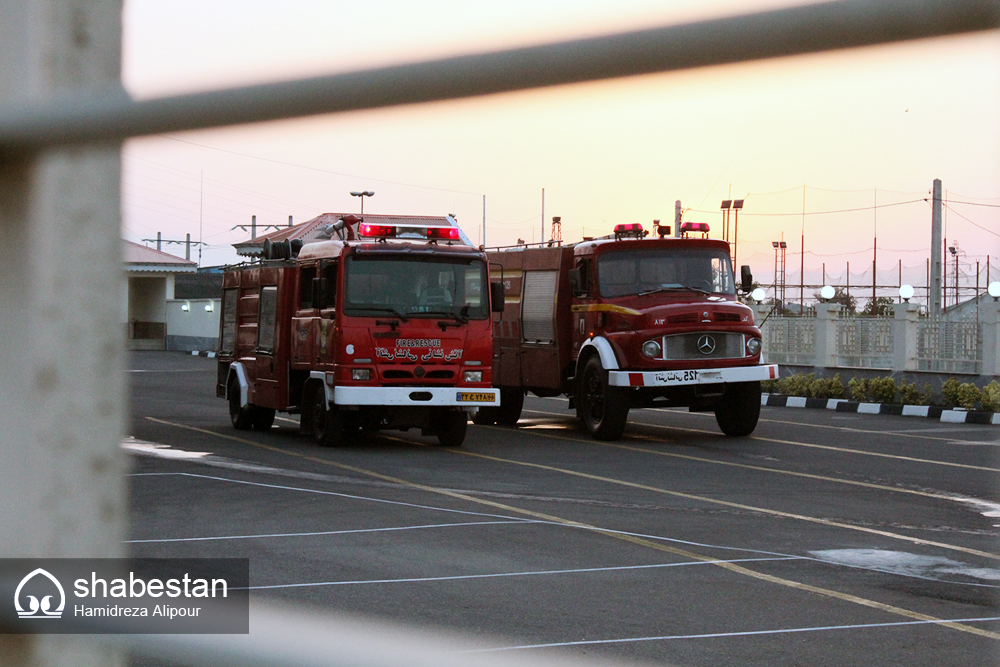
[940,378,962,408]
[981,381,1000,413]
[783,373,813,398]
[899,380,930,406]
[867,377,898,404]
[848,377,869,402]
[810,374,845,399]
[955,383,982,411]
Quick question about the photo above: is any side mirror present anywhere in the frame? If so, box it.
[490,282,505,312]
[740,265,753,293]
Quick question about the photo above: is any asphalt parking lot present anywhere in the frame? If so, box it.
[126,352,1000,666]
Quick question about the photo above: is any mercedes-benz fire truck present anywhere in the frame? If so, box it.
[476,222,777,440]
[216,215,503,447]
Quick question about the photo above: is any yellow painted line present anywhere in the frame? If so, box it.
[143,416,1000,641]
[453,442,1000,562]
[607,435,972,504]
[523,409,1000,474]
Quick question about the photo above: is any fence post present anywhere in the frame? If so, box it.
[982,300,1000,377]
[814,302,839,368]
[891,302,920,371]
[0,2,126,665]
[753,305,771,362]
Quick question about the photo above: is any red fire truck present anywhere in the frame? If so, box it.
[216,215,503,447]
[475,222,777,440]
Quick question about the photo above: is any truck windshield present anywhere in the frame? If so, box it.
[344,256,489,320]
[598,247,736,298]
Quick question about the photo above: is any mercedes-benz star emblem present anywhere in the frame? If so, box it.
[697,335,716,355]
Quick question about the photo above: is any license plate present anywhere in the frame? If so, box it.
[457,392,495,402]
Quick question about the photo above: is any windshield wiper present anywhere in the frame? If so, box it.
[357,306,409,322]
[638,285,711,297]
[418,309,469,324]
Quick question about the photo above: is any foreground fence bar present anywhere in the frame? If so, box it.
[0,1,997,666]
[0,0,997,150]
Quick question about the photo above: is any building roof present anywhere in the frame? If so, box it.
[123,240,197,273]
[233,212,458,257]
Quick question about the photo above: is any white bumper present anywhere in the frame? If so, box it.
[608,364,778,388]
[333,386,499,407]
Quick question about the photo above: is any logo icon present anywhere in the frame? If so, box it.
[14,568,66,619]
[697,335,716,355]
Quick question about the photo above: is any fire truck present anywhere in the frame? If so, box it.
[216,215,503,447]
[475,221,777,440]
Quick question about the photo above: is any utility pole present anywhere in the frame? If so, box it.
[674,200,682,238]
[540,188,545,245]
[930,179,943,316]
[143,234,205,259]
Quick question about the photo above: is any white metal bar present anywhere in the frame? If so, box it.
[0,0,996,149]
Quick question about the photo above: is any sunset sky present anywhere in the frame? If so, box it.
[120,0,1000,301]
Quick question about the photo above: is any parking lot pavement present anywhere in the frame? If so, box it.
[127,352,1000,666]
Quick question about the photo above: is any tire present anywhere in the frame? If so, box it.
[251,408,276,431]
[437,411,468,447]
[228,378,254,431]
[714,380,762,436]
[576,355,630,441]
[496,388,524,425]
[309,385,343,447]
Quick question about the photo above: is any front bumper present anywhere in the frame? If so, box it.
[333,386,499,407]
[608,364,778,388]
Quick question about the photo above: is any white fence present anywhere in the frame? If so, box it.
[758,302,999,375]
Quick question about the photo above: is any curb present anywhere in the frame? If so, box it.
[761,393,1000,425]
[189,350,217,358]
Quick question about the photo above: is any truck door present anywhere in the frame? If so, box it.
[253,280,281,408]
[291,264,320,367]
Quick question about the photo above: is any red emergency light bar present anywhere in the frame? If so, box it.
[680,221,710,234]
[360,223,395,237]
[613,223,647,240]
[425,226,460,240]
[359,223,460,241]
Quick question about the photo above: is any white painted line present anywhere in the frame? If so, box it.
[760,394,769,405]
[826,399,848,409]
[858,403,881,414]
[901,405,930,417]
[248,557,797,590]
[129,471,539,523]
[469,617,1000,652]
[786,397,807,408]
[121,438,210,459]
[127,520,534,544]
[941,410,968,423]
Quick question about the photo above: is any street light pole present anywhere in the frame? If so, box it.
[350,190,374,217]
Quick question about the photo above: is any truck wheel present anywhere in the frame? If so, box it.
[714,381,762,436]
[309,386,343,447]
[437,411,468,447]
[228,378,254,431]
[496,388,524,425]
[251,408,276,431]
[576,356,629,441]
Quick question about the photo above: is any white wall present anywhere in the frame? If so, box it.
[166,298,221,338]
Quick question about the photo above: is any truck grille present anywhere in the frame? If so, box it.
[656,332,745,360]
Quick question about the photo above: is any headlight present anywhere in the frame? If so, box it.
[351,368,371,381]
[641,339,662,359]
[463,371,483,383]
[746,338,761,356]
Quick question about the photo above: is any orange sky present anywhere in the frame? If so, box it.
[120,0,1000,297]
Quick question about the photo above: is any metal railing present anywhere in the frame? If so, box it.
[2,1,998,666]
